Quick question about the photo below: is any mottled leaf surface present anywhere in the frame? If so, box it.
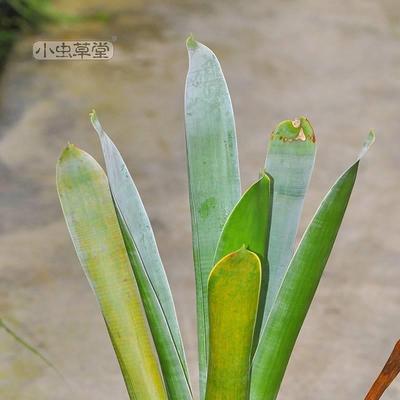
[185,36,241,395]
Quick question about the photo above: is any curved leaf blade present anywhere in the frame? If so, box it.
[57,145,168,400]
[185,36,241,395]
[206,248,261,400]
[263,117,316,320]
[251,132,375,400]
[90,112,192,400]
[213,174,271,352]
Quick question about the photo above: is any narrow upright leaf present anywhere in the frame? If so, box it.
[185,35,241,395]
[90,112,192,400]
[57,145,168,400]
[206,248,261,400]
[251,132,375,400]
[263,117,316,319]
[213,174,271,352]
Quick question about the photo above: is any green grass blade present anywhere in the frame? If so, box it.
[0,318,62,378]
[251,132,375,400]
[185,35,241,395]
[90,112,192,400]
[213,174,271,353]
[263,117,316,320]
[57,144,168,400]
[206,248,261,400]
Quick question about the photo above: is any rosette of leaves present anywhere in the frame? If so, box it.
[57,36,376,400]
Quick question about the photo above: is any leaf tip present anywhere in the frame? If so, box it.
[186,33,198,50]
[272,117,316,143]
[61,142,76,156]
[90,109,105,138]
[89,109,97,122]
[299,116,316,143]
[358,130,375,160]
[367,130,376,145]
[259,170,271,183]
[58,143,86,167]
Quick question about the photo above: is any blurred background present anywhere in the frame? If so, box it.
[0,0,399,399]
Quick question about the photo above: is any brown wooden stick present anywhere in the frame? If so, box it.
[365,340,400,400]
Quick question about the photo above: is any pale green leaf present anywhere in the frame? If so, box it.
[251,132,375,400]
[90,112,192,400]
[57,145,168,400]
[263,117,316,320]
[185,35,241,395]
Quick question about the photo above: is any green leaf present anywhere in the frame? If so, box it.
[251,132,375,400]
[90,112,192,400]
[206,247,261,400]
[263,117,316,320]
[185,35,241,395]
[0,318,62,378]
[213,174,271,353]
[57,145,168,400]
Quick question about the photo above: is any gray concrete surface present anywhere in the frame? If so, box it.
[0,0,399,399]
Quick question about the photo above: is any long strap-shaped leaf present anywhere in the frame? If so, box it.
[365,340,400,400]
[185,36,241,395]
[263,117,316,320]
[251,132,375,400]
[206,247,261,400]
[213,174,271,353]
[57,145,168,400]
[90,112,192,400]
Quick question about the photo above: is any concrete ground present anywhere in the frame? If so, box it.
[0,0,399,399]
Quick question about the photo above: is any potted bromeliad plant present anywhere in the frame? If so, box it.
[56,37,398,400]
